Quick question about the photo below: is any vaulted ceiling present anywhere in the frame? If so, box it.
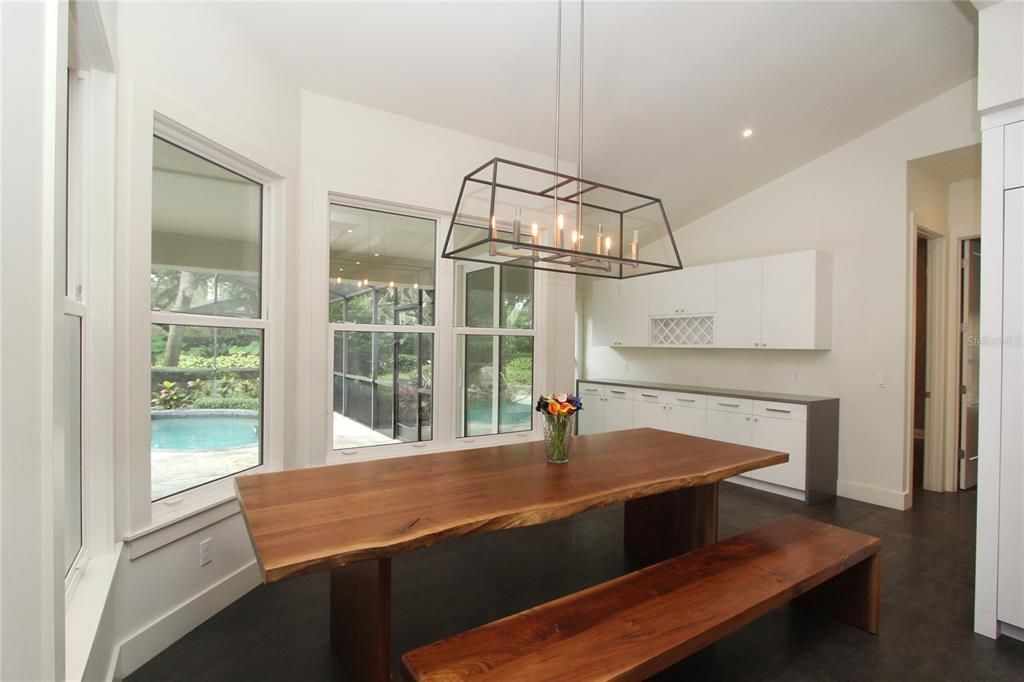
[224,1,977,225]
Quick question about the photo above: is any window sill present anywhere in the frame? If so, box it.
[128,487,241,559]
[327,431,541,465]
[66,544,122,682]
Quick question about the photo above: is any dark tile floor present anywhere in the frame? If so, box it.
[128,484,1024,681]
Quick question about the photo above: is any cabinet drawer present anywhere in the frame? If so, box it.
[605,387,635,400]
[578,383,606,398]
[706,396,753,413]
[752,401,807,422]
[635,389,664,403]
[664,391,707,409]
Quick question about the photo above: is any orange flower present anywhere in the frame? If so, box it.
[558,402,573,415]
[547,400,560,415]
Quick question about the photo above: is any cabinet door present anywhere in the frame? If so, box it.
[706,410,752,445]
[577,397,606,435]
[714,258,762,348]
[761,251,816,349]
[633,400,667,429]
[749,416,806,489]
[591,280,649,347]
[648,270,683,316]
[679,265,716,314]
[666,405,707,437]
[1000,187,1024,627]
[603,397,635,432]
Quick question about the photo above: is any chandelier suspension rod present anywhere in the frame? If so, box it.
[553,0,562,234]
[577,0,584,234]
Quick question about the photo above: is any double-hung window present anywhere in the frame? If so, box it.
[329,205,436,450]
[149,135,266,501]
[455,264,535,437]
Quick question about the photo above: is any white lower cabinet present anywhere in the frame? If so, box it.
[706,408,753,446]
[576,383,635,435]
[604,396,635,432]
[577,382,836,504]
[747,415,806,490]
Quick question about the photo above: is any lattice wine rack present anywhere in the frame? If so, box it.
[650,315,714,347]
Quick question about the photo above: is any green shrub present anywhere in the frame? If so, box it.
[174,352,261,369]
[192,396,260,411]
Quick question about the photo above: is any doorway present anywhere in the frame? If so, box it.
[912,233,937,490]
[957,238,981,489]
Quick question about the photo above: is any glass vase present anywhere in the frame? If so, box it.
[544,414,575,464]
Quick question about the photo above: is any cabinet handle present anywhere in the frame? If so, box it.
[583,388,598,392]
[765,407,791,414]
[640,393,658,398]
[676,398,696,403]
[611,390,626,395]
[745,417,751,422]
[718,402,741,408]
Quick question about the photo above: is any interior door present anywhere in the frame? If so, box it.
[959,238,981,489]
[714,258,762,348]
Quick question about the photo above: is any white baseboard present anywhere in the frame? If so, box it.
[726,476,805,501]
[1001,621,1024,643]
[114,560,261,679]
[837,479,910,510]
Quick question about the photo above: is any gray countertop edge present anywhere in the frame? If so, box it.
[577,378,837,405]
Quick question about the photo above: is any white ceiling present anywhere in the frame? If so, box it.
[225,1,977,226]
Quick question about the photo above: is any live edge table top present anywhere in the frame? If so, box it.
[235,428,787,583]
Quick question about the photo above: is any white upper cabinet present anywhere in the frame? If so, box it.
[713,258,763,348]
[649,265,716,316]
[591,277,650,347]
[760,251,832,350]
[588,249,832,351]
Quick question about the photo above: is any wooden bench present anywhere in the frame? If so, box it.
[402,515,880,682]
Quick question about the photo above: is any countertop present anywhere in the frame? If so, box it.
[577,378,837,405]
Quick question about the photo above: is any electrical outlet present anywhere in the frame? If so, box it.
[200,538,212,566]
[875,372,888,389]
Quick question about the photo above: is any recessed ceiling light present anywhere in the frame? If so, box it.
[338,268,344,272]
[347,229,353,233]
[374,253,380,257]
[355,261,361,265]
[742,129,754,138]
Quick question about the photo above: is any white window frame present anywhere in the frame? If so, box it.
[64,53,118,599]
[318,193,547,465]
[124,86,288,532]
[454,262,537,439]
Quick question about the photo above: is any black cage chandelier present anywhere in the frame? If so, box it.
[442,0,682,279]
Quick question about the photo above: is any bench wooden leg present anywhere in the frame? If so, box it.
[796,552,881,634]
[624,483,719,566]
[331,558,392,682]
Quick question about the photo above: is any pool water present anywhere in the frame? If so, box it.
[152,416,260,451]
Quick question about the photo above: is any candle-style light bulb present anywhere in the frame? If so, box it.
[413,283,419,289]
[571,230,578,247]
[489,215,498,256]
[631,229,640,265]
[556,214,564,249]
[389,281,395,289]
[531,223,539,243]
[604,236,612,256]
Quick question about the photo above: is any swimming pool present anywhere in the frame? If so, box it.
[152,413,260,451]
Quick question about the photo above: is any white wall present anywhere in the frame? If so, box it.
[978,1,1024,113]
[0,2,67,678]
[95,2,302,676]
[579,80,980,510]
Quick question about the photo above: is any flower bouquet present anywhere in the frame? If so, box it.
[535,392,583,464]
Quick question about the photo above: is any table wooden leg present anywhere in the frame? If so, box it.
[624,483,719,565]
[331,558,392,682]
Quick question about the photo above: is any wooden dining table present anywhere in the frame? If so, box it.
[235,427,787,682]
